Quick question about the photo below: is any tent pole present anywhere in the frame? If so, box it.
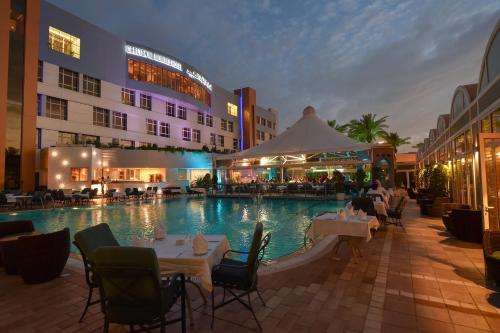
[281,167,284,182]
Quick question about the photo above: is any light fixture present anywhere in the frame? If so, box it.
[55,174,61,180]
[62,160,69,166]
[59,183,65,188]
[51,151,58,157]
[92,150,96,156]
[98,160,102,165]
[81,152,88,158]
[81,185,85,190]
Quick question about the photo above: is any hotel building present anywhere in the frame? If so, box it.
[417,19,500,229]
[1,0,279,192]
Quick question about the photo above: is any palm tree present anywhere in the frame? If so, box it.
[327,119,349,133]
[347,113,388,143]
[380,132,411,152]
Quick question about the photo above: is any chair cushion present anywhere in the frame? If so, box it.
[490,251,500,261]
[74,223,119,262]
[212,263,250,289]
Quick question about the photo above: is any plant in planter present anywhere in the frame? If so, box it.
[353,168,367,191]
[333,170,345,200]
[429,164,448,197]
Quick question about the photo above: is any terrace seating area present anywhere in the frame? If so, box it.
[1,200,499,332]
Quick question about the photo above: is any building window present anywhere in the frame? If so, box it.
[112,111,127,130]
[233,138,238,150]
[268,133,273,140]
[197,112,204,125]
[159,122,170,138]
[36,128,42,149]
[37,60,43,82]
[83,75,101,97]
[267,120,272,128]
[127,59,211,106]
[37,94,42,116]
[227,102,238,116]
[217,135,224,147]
[166,102,175,117]
[192,129,201,143]
[58,67,79,91]
[140,94,152,110]
[210,133,216,146]
[273,122,276,130]
[221,119,227,131]
[178,105,187,120]
[261,117,266,126]
[93,107,109,127]
[257,130,265,141]
[46,96,67,120]
[71,168,88,181]
[121,88,135,106]
[120,139,134,147]
[48,26,80,59]
[256,116,260,125]
[228,121,234,133]
[81,134,99,144]
[206,114,213,127]
[146,119,157,135]
[58,131,77,145]
[182,127,191,141]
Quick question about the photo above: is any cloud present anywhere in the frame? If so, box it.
[47,0,500,152]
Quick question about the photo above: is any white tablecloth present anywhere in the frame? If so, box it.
[374,201,388,217]
[310,213,380,242]
[152,234,230,291]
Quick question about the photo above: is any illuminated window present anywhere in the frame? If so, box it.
[217,135,224,147]
[197,112,204,125]
[205,114,213,127]
[233,138,238,150]
[81,134,99,144]
[165,102,175,117]
[228,121,234,133]
[193,129,201,143]
[38,60,43,82]
[46,96,67,120]
[227,102,238,116]
[221,119,227,131]
[48,26,80,59]
[120,139,134,147]
[121,88,135,106]
[83,75,100,97]
[177,105,187,120]
[140,94,152,110]
[182,127,191,141]
[93,107,109,127]
[146,119,157,135]
[159,122,170,138]
[58,67,79,91]
[71,168,88,181]
[58,131,77,145]
[112,111,127,130]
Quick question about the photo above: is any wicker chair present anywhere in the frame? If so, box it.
[421,197,450,217]
[483,230,500,287]
[441,203,471,233]
[451,209,482,243]
[0,220,34,274]
[16,228,70,284]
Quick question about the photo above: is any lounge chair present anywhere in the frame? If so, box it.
[94,246,186,333]
[131,187,144,199]
[73,223,120,323]
[387,196,407,228]
[185,186,203,196]
[211,222,271,330]
[447,209,482,243]
[0,193,16,210]
[16,228,70,284]
[484,230,500,287]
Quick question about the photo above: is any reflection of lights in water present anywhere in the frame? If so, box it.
[241,207,249,221]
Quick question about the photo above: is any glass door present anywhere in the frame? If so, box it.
[479,133,500,230]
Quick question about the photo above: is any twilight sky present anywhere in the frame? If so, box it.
[48,0,500,152]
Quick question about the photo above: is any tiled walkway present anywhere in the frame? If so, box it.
[1,200,499,332]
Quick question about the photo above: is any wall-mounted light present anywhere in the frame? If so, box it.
[55,174,61,180]
[98,160,102,165]
[62,160,69,166]
[81,152,88,158]
[59,183,65,188]
[80,185,85,190]
[92,151,96,156]
[51,151,58,157]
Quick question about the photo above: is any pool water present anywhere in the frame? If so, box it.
[0,197,344,259]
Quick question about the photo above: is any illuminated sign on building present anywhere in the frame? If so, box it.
[186,69,212,91]
[125,44,212,91]
[125,45,183,71]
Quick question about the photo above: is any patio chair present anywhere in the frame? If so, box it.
[94,246,186,333]
[73,223,120,323]
[131,188,144,199]
[16,228,70,284]
[484,230,500,287]
[441,203,470,232]
[185,186,203,196]
[0,220,35,274]
[211,222,271,330]
[0,193,16,210]
[448,209,482,243]
[351,198,377,217]
[387,196,407,228]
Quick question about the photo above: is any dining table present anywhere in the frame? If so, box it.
[13,195,33,209]
[310,212,380,263]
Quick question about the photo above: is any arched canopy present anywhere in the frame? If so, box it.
[450,84,477,120]
[437,114,450,134]
[479,20,500,93]
[429,129,437,143]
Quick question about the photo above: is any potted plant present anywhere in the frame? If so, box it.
[333,170,345,201]
[353,168,367,191]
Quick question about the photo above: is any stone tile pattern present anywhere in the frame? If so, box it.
[0,201,498,332]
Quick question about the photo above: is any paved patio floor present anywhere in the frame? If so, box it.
[1,199,499,332]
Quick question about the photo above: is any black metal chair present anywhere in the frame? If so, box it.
[95,246,186,333]
[387,196,407,228]
[211,222,271,330]
[351,197,377,217]
[73,223,120,323]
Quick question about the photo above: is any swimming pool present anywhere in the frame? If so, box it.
[0,197,344,259]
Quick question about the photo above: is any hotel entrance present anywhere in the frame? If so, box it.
[479,133,500,230]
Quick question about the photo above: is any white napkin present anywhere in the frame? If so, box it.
[192,233,208,255]
[337,211,347,221]
[345,204,354,216]
[154,225,167,240]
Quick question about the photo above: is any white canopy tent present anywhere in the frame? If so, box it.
[220,106,371,160]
